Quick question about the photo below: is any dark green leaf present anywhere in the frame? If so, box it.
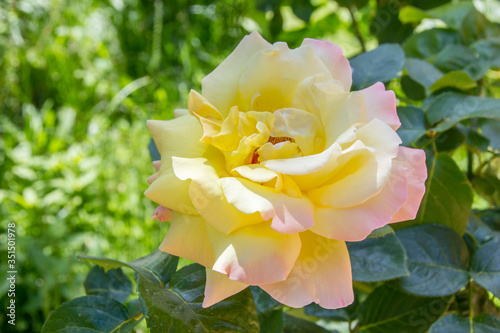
[426,92,500,132]
[471,38,500,69]
[434,127,466,152]
[304,299,358,321]
[138,263,259,333]
[148,138,160,162]
[403,28,460,59]
[396,106,427,146]
[395,224,470,296]
[41,296,140,333]
[347,231,409,282]
[401,75,427,100]
[250,286,282,314]
[398,153,473,235]
[84,266,133,303]
[467,213,500,245]
[283,314,332,333]
[78,250,178,286]
[465,129,490,153]
[350,44,405,90]
[400,2,474,29]
[429,71,477,92]
[405,58,443,89]
[429,313,500,333]
[461,9,500,45]
[358,285,450,333]
[367,225,394,238]
[258,309,283,333]
[470,239,500,298]
[481,119,500,149]
[430,44,476,72]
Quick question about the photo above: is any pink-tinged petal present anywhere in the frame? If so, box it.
[206,222,301,285]
[260,231,353,309]
[159,212,214,268]
[390,147,427,223]
[310,165,408,241]
[201,32,272,116]
[359,82,401,130]
[202,269,248,308]
[220,177,315,234]
[301,38,352,91]
[151,205,172,222]
[172,157,263,234]
[152,160,161,172]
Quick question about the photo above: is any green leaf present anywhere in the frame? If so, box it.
[403,28,460,59]
[429,71,477,92]
[304,299,358,322]
[367,225,394,238]
[401,75,427,100]
[42,296,140,333]
[395,224,470,296]
[396,106,427,146]
[399,6,431,24]
[461,9,500,45]
[84,266,133,304]
[429,313,500,333]
[148,138,160,162]
[467,213,500,245]
[78,250,178,286]
[282,314,332,333]
[347,231,409,282]
[426,92,500,132]
[465,129,490,153]
[430,44,476,73]
[470,239,500,298]
[258,309,283,333]
[400,3,474,29]
[481,119,500,150]
[350,44,405,90]
[250,286,282,314]
[405,58,444,88]
[138,263,259,333]
[358,285,450,333]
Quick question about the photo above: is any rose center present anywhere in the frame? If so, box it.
[250,136,296,164]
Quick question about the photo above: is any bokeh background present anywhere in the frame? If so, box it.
[1,0,499,332]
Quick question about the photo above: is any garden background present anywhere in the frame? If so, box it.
[1,0,500,332]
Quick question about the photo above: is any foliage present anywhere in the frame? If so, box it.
[1,0,499,332]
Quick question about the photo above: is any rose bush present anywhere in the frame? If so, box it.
[145,32,427,309]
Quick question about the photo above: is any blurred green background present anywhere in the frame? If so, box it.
[0,0,499,332]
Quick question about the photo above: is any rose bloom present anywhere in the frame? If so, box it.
[146,32,427,309]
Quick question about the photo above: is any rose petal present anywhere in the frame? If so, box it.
[159,212,214,267]
[220,177,315,234]
[202,269,248,308]
[201,32,272,116]
[151,205,172,222]
[307,118,401,208]
[260,231,353,309]
[390,147,427,223]
[238,41,332,112]
[301,38,352,91]
[359,82,400,130]
[206,222,301,285]
[172,157,263,234]
[311,164,408,241]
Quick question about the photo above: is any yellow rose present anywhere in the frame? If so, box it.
[146,32,427,309]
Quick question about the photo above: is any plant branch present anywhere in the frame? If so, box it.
[348,6,366,52]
